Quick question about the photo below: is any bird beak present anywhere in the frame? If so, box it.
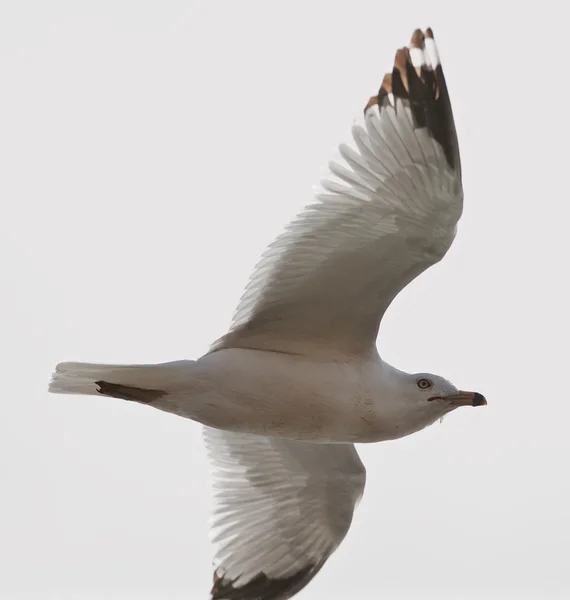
[444,391,487,407]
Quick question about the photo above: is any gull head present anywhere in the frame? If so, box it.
[409,373,486,414]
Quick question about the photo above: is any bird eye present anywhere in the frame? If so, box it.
[417,378,432,390]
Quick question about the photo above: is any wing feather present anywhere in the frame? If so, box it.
[211,32,462,359]
[205,427,366,600]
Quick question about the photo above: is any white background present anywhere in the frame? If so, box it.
[1,1,569,599]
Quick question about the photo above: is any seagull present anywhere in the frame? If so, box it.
[49,28,486,600]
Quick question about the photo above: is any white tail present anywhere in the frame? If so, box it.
[49,360,194,397]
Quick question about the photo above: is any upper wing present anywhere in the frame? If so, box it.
[212,29,463,359]
[204,427,366,600]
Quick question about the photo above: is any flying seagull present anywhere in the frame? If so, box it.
[50,28,486,600]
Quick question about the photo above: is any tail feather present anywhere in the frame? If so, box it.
[49,360,193,397]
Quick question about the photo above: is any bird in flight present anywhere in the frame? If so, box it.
[50,27,486,600]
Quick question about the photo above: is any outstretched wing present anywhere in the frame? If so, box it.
[204,427,366,600]
[212,29,462,359]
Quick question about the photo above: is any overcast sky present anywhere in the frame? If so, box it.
[1,1,569,599]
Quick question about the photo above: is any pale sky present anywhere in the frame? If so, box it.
[1,1,569,599]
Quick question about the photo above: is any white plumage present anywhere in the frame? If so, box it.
[49,28,485,600]
[205,429,365,590]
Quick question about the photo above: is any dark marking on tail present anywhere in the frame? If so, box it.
[95,381,165,403]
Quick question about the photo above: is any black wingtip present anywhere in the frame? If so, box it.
[210,564,323,600]
[365,28,461,176]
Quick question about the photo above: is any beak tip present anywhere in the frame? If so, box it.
[472,392,487,407]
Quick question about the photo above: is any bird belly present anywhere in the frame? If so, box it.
[153,348,385,442]
[349,403,440,443]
